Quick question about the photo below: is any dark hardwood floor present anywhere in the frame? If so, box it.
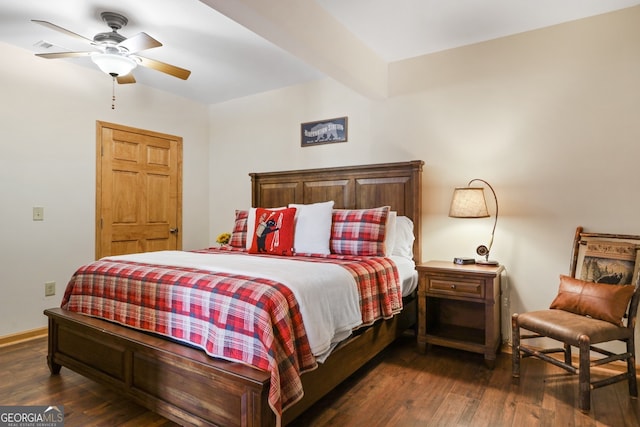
[1,334,638,426]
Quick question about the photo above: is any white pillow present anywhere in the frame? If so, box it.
[392,216,415,259]
[288,201,334,254]
[384,211,397,257]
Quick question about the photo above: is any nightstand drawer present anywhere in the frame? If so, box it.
[427,277,484,298]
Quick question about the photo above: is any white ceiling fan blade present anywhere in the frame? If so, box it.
[31,20,94,44]
[35,51,94,59]
[119,32,161,54]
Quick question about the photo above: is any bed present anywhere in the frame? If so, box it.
[44,160,424,427]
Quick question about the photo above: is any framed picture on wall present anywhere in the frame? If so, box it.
[300,116,348,147]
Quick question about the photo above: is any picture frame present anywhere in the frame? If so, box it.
[300,116,348,147]
[574,237,640,285]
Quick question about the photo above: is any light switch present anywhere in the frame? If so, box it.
[33,207,44,221]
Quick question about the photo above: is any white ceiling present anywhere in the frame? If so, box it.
[1,0,638,105]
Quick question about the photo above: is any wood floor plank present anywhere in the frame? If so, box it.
[613,378,640,427]
[540,367,582,426]
[512,402,555,427]
[470,355,518,427]
[1,334,638,427]
[429,393,477,426]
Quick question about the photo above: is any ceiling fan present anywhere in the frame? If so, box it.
[32,11,191,84]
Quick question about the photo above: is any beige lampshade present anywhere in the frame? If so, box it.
[449,187,490,218]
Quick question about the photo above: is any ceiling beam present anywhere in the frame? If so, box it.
[199,0,388,99]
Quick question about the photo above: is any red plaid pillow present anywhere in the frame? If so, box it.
[248,207,297,256]
[330,206,390,256]
[229,210,248,248]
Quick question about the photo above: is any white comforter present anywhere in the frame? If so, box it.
[105,250,362,361]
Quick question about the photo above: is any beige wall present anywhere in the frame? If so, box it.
[209,7,640,346]
[0,42,210,336]
[2,6,639,354]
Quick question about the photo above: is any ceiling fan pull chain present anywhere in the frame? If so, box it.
[111,76,116,110]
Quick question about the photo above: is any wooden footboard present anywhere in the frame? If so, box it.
[45,296,415,426]
[46,308,273,427]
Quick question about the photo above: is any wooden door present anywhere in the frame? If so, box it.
[96,121,182,259]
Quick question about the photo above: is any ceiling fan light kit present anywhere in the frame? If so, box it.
[91,53,137,77]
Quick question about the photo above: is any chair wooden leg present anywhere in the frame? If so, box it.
[578,335,591,412]
[628,338,638,398]
[511,314,520,379]
[564,343,572,366]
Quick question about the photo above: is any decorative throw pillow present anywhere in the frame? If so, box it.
[245,207,287,249]
[228,209,248,248]
[330,206,390,256]
[549,274,635,326]
[248,207,297,256]
[289,201,334,255]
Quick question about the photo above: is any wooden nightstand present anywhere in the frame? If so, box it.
[416,261,504,368]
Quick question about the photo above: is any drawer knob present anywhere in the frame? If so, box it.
[450,284,456,289]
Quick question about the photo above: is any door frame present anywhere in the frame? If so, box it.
[95,120,183,259]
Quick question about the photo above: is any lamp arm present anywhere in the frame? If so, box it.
[468,179,498,253]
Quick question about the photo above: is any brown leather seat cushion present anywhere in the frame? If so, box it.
[515,309,633,345]
[549,275,634,326]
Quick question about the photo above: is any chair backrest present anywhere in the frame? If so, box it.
[626,274,640,330]
[569,226,640,330]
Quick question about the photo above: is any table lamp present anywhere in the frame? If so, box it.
[449,179,499,266]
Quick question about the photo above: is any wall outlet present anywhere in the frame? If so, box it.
[33,207,44,221]
[45,281,56,297]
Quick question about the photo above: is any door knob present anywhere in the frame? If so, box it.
[169,228,179,234]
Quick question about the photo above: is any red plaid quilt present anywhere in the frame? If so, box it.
[203,247,403,324]
[61,249,401,423]
[293,253,403,325]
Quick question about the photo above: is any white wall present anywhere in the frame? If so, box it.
[208,78,376,218]
[209,8,640,347]
[0,42,210,336]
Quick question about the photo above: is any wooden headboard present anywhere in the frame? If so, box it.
[250,160,424,262]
